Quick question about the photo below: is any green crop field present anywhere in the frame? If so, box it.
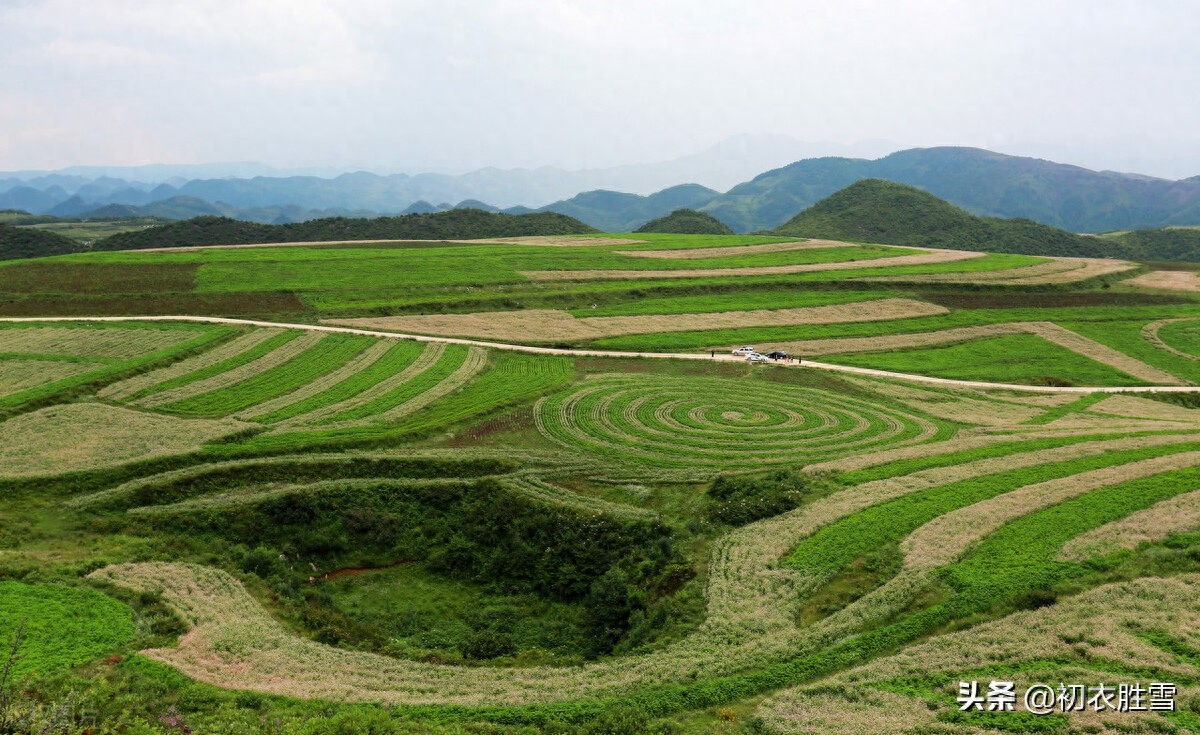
[6,232,1200,734]
[821,333,1149,386]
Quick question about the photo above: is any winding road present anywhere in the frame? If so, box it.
[2,314,1197,394]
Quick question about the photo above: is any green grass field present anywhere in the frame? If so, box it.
[821,333,1148,386]
[6,232,1200,734]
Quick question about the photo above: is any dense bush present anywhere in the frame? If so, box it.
[0,223,83,261]
[706,469,837,525]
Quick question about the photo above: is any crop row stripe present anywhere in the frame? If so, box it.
[278,341,446,427]
[98,328,283,401]
[134,331,324,409]
[237,339,394,421]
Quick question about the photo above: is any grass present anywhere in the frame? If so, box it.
[534,374,936,471]
[122,329,302,401]
[822,333,1148,386]
[251,339,426,423]
[321,563,589,663]
[0,323,205,359]
[319,344,471,424]
[0,403,251,478]
[1157,318,1200,358]
[8,230,1200,733]
[0,324,233,414]
[590,303,1200,352]
[785,441,1200,580]
[162,334,375,417]
[1061,319,1200,384]
[0,581,134,679]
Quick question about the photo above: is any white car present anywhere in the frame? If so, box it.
[731,345,756,356]
[746,352,769,363]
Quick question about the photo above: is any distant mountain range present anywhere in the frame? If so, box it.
[4,146,1200,233]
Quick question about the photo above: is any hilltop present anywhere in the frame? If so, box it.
[634,208,734,235]
[772,179,1174,259]
[95,208,596,250]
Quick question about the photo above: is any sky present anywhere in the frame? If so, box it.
[3,0,1200,179]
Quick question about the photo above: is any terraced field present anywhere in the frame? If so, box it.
[6,232,1200,734]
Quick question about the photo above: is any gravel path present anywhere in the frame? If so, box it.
[3,315,1199,394]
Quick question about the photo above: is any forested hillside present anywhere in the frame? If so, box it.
[95,209,596,250]
[0,222,84,261]
[772,179,1198,259]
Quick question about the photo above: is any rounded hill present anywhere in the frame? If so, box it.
[635,208,734,235]
[773,179,1108,257]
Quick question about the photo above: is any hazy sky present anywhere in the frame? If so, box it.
[4,0,1200,178]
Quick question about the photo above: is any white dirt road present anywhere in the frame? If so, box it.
[3,315,1198,394]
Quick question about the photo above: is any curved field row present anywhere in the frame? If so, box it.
[370,346,487,423]
[259,340,426,425]
[86,428,1200,709]
[236,339,393,420]
[275,341,444,427]
[160,333,376,417]
[99,328,284,401]
[328,298,947,343]
[613,240,844,259]
[134,331,328,409]
[862,256,1136,284]
[757,575,1200,735]
[534,374,939,470]
[518,247,986,281]
[860,257,1077,282]
[1060,487,1200,561]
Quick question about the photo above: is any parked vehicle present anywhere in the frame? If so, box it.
[746,352,769,363]
[731,345,756,355]
[765,351,789,360]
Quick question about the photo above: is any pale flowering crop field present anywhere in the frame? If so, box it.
[6,233,1200,733]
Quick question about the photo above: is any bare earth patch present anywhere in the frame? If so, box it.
[518,247,985,281]
[327,299,948,343]
[1128,269,1200,292]
[1061,488,1200,561]
[614,240,846,259]
[0,404,250,477]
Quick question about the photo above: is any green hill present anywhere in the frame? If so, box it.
[0,222,84,261]
[1108,228,1200,262]
[95,208,597,250]
[772,179,1121,258]
[635,208,734,235]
